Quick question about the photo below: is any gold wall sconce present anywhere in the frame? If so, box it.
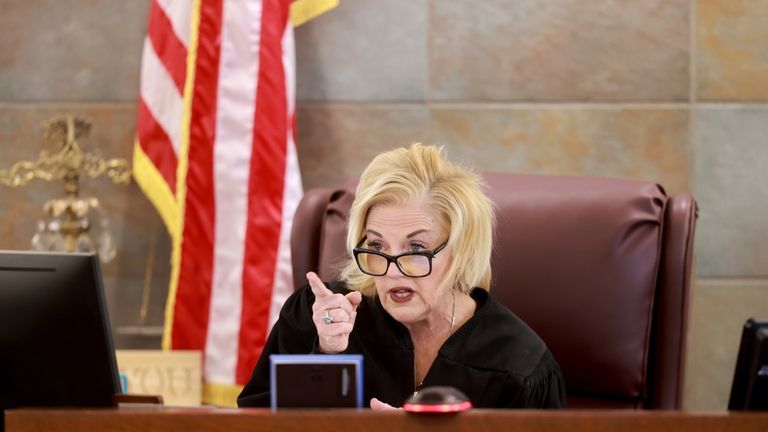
[0,115,131,262]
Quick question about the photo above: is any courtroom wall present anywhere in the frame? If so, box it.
[1,0,766,410]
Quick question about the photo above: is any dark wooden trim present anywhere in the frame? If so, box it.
[6,408,768,432]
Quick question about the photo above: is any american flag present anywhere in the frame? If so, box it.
[133,0,335,405]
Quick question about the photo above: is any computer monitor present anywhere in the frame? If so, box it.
[0,251,121,409]
[728,318,768,410]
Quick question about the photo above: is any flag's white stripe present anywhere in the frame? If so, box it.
[156,0,193,47]
[282,19,296,117]
[205,0,263,384]
[270,136,302,327]
[268,20,300,329]
[140,39,183,154]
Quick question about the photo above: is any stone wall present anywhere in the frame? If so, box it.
[1,0,766,410]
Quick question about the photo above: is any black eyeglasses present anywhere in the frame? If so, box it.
[352,236,448,278]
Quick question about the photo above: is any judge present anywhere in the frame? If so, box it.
[238,143,566,409]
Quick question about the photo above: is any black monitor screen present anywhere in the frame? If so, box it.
[0,251,120,409]
[728,318,768,410]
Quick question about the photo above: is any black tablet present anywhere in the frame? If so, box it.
[269,354,363,409]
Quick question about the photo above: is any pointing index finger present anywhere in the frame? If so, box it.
[307,272,332,298]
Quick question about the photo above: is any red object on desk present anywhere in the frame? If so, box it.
[402,400,472,413]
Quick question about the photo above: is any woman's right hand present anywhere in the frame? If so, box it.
[308,272,362,353]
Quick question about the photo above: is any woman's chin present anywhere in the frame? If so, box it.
[382,302,423,325]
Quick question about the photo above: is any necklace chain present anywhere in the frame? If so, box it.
[417,290,457,391]
[449,289,456,334]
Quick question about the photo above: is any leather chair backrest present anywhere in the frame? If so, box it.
[290,173,697,409]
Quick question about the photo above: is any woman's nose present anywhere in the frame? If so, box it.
[385,259,404,278]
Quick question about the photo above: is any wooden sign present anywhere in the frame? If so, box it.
[116,350,202,406]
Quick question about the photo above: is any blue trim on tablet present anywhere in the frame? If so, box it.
[270,354,364,409]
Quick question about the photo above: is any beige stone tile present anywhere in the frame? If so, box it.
[683,278,768,410]
[295,103,429,188]
[697,0,768,101]
[429,107,690,194]
[694,107,768,277]
[296,0,427,101]
[0,0,148,102]
[429,0,689,101]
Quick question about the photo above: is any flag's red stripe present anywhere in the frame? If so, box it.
[147,0,187,93]
[172,0,223,351]
[137,97,178,192]
[236,0,291,384]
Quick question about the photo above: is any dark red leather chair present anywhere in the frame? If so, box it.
[289,173,697,409]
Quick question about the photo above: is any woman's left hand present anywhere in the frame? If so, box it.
[370,398,401,410]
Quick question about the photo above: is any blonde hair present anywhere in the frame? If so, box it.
[340,143,495,297]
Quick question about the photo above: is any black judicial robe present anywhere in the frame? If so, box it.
[237,281,567,408]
